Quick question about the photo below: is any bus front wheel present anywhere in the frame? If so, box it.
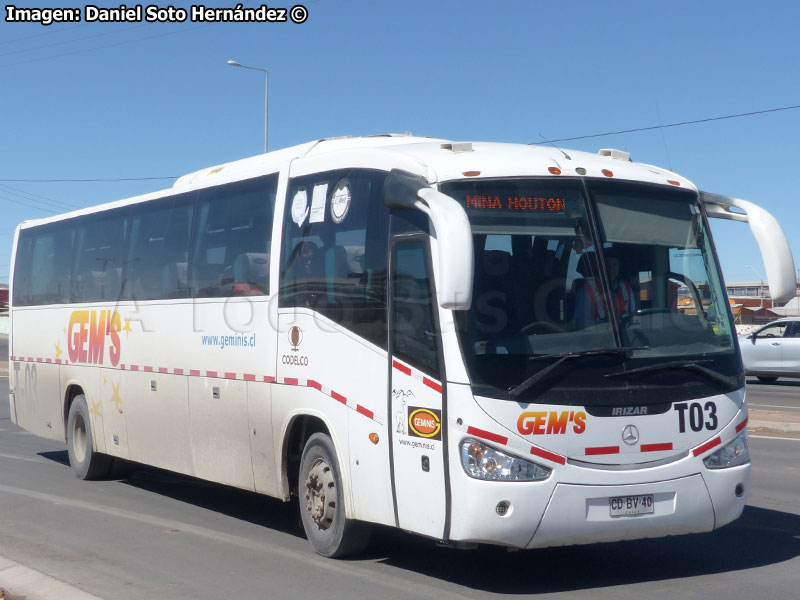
[298,433,370,557]
[66,394,111,480]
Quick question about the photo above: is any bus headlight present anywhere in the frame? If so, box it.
[703,432,750,469]
[460,439,551,481]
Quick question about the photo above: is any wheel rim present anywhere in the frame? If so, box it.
[304,457,336,531]
[72,413,87,463]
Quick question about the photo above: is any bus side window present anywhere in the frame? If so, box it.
[190,175,276,298]
[71,209,128,303]
[280,169,389,350]
[123,193,195,301]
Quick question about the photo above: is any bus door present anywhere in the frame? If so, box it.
[388,235,449,540]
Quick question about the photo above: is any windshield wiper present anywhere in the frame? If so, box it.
[509,346,649,399]
[605,359,738,388]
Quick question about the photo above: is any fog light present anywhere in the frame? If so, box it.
[496,501,511,516]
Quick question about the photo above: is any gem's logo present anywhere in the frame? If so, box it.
[408,407,442,440]
[517,411,587,435]
[67,310,122,366]
[288,326,303,351]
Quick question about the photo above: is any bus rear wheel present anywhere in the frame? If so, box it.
[298,433,370,557]
[66,394,111,480]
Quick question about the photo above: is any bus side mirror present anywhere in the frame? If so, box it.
[701,191,796,304]
[385,170,474,310]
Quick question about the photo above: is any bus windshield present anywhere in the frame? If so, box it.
[440,178,740,403]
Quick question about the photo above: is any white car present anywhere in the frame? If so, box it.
[739,317,800,382]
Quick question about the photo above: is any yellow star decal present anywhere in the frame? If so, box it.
[103,376,108,385]
[55,342,63,360]
[122,318,133,338]
[110,381,123,413]
[89,398,102,419]
[63,326,67,334]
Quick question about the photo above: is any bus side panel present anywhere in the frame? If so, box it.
[13,361,64,442]
[248,380,278,496]
[348,404,394,527]
[274,309,393,525]
[189,376,255,490]
[100,367,129,459]
[11,307,72,443]
[125,370,193,476]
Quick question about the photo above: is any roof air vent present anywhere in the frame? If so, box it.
[599,148,631,161]
[441,142,473,153]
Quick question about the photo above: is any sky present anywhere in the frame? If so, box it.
[1,0,799,288]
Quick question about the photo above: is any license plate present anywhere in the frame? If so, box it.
[609,494,654,517]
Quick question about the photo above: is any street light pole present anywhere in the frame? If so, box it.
[227,60,269,153]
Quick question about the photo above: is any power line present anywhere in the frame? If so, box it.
[0,23,211,69]
[0,24,147,59]
[0,194,59,214]
[0,176,176,182]
[534,104,800,144]
[0,23,85,46]
[0,183,80,210]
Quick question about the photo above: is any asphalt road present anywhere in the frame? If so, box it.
[0,377,799,600]
[746,376,800,411]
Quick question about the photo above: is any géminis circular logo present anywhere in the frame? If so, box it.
[408,407,442,440]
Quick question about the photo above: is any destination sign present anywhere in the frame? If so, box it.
[465,195,567,213]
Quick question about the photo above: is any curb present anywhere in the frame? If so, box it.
[0,555,103,600]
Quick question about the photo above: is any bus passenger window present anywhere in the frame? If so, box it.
[71,209,128,303]
[123,194,194,301]
[190,175,276,298]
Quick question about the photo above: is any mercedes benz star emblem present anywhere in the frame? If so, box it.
[622,425,640,446]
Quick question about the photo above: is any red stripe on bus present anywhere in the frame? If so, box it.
[173,368,184,375]
[284,377,299,386]
[585,446,620,455]
[243,374,256,382]
[130,365,139,371]
[224,372,237,380]
[45,358,52,363]
[357,405,374,419]
[307,380,322,391]
[423,377,442,393]
[735,417,748,433]
[641,443,673,453]
[189,369,201,377]
[143,366,153,372]
[263,376,275,383]
[692,437,721,457]
[36,358,42,363]
[466,426,508,446]
[392,360,412,376]
[206,371,218,378]
[331,390,347,404]
[530,445,567,465]
[27,357,33,362]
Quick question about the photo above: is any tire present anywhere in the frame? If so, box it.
[757,376,778,384]
[298,433,371,557]
[66,394,112,480]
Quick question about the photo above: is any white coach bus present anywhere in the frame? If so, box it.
[8,135,796,557]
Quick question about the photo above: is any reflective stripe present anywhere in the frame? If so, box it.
[586,279,605,320]
[586,278,633,320]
